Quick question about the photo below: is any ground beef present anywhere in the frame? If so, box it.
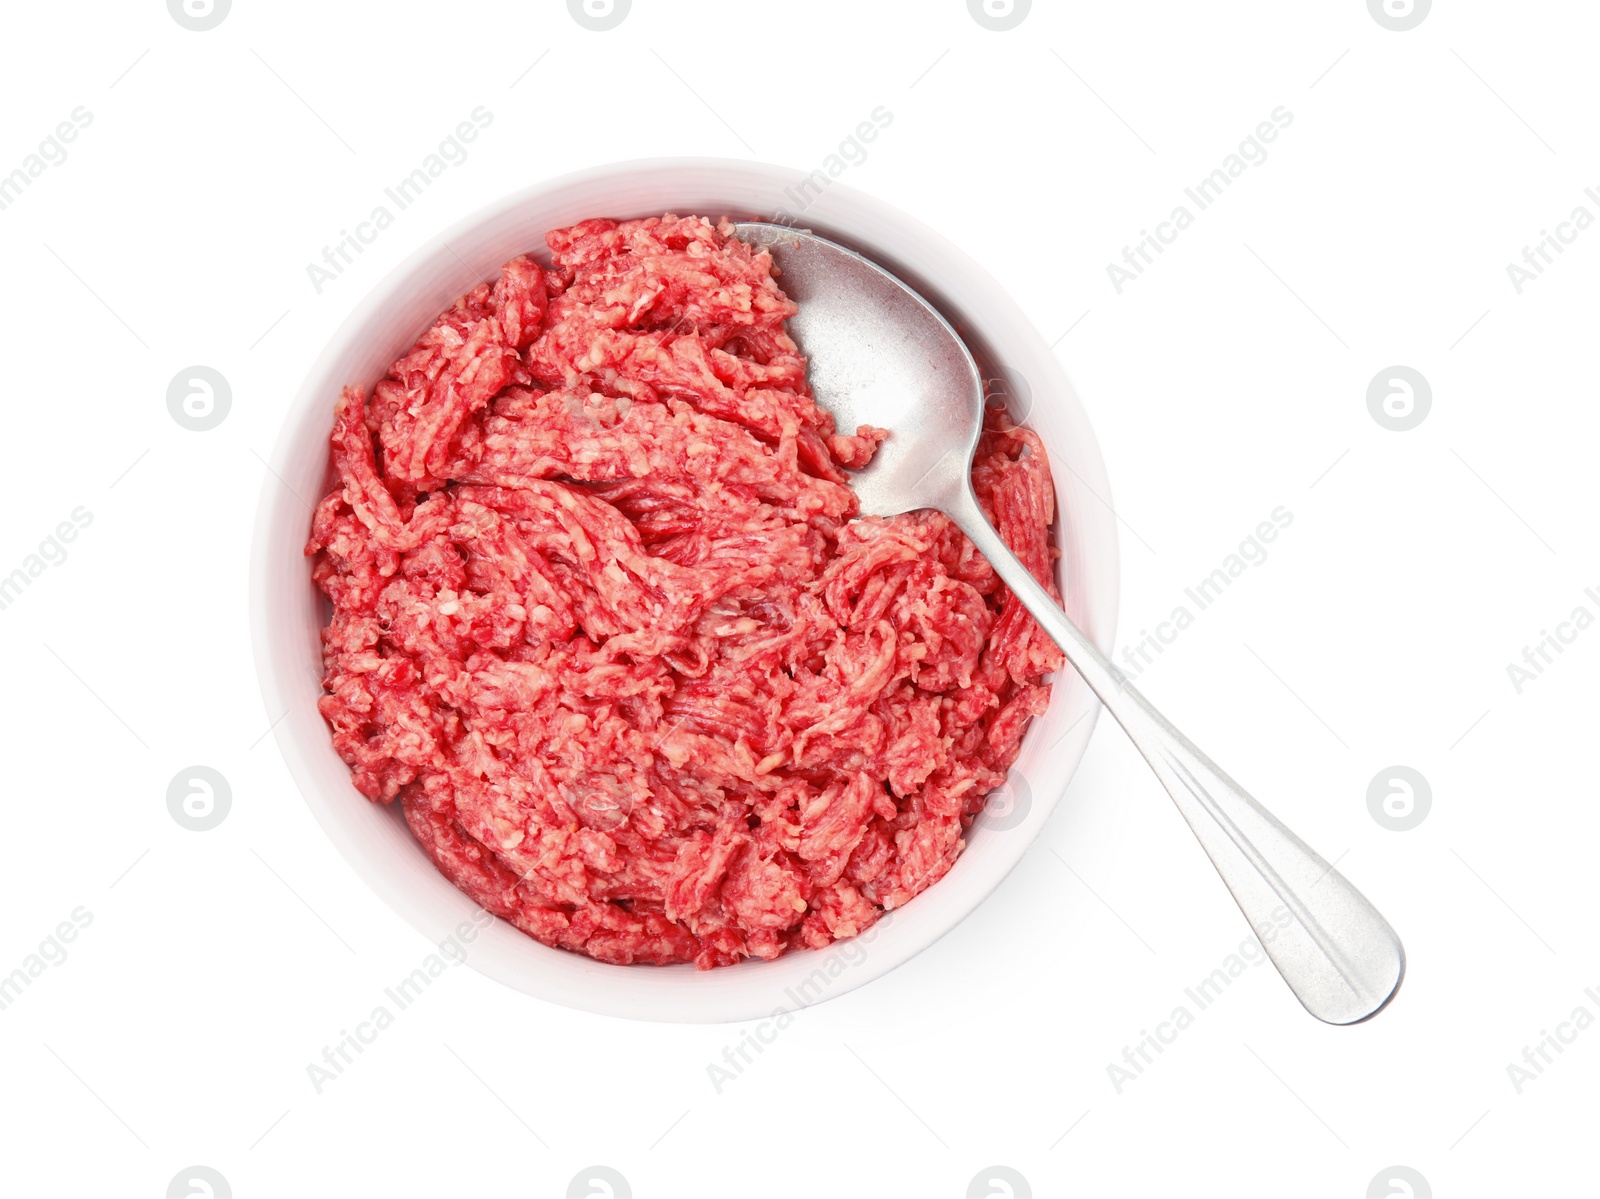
[307,215,1064,969]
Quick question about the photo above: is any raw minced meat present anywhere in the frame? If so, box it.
[307,214,1064,969]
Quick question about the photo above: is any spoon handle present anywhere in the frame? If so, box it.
[948,492,1405,1025]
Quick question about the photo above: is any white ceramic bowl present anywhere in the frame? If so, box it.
[251,158,1120,1023]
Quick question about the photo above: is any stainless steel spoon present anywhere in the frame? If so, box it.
[735,220,1405,1025]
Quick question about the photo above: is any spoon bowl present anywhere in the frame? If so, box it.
[735,221,986,519]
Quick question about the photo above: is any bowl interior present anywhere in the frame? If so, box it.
[251,159,1120,1023]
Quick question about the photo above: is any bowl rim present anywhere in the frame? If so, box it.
[249,156,1121,1023]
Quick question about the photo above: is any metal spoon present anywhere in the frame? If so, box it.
[735,220,1405,1025]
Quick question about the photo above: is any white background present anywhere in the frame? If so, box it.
[2,1,1595,1196]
